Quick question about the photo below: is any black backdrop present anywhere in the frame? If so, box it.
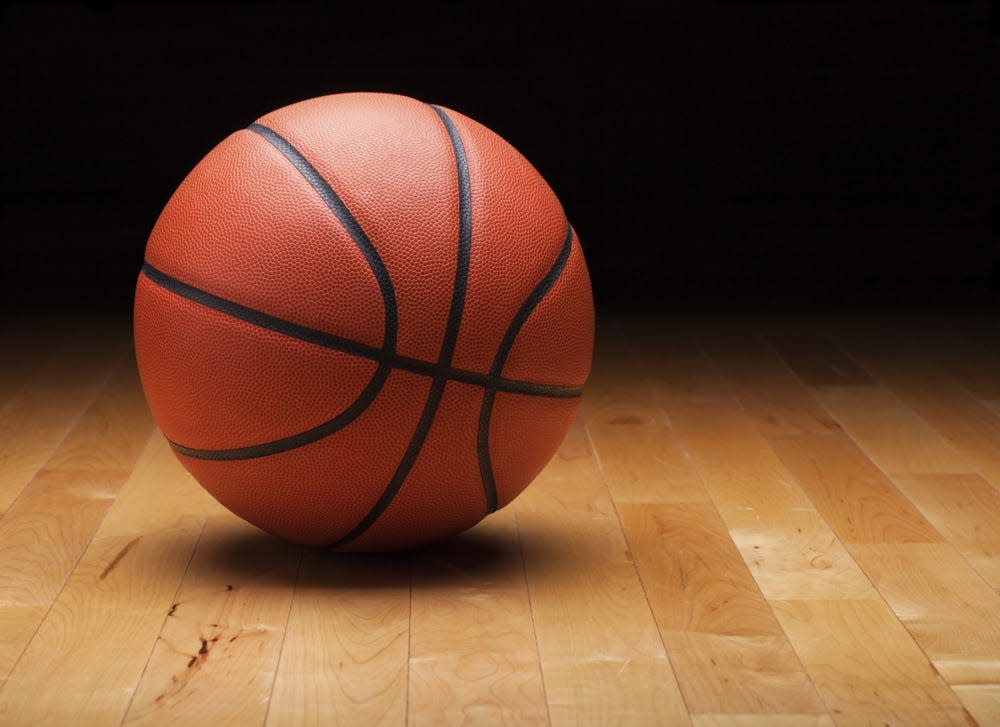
[2,2,996,313]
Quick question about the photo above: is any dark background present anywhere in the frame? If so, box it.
[2,2,996,314]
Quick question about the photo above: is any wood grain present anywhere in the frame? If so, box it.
[585,341,830,720]
[850,543,1000,664]
[583,387,711,505]
[408,507,547,726]
[0,435,215,726]
[699,335,842,436]
[691,715,835,727]
[0,359,154,681]
[0,323,125,515]
[617,503,825,717]
[266,552,409,727]
[615,321,735,437]
[771,599,972,726]
[648,361,873,601]
[0,470,119,683]
[844,344,1000,466]
[123,509,301,725]
[890,474,1000,588]
[678,430,873,602]
[726,508,876,602]
[516,418,690,726]
[809,385,975,476]
[934,658,1000,724]
[3,311,999,723]
[950,684,1000,727]
[768,434,943,544]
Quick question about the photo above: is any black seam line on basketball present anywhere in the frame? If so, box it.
[328,377,446,548]
[167,364,392,461]
[141,262,378,359]
[329,105,475,548]
[246,122,399,355]
[139,263,580,399]
[142,121,401,461]
[428,104,473,368]
[478,220,575,513]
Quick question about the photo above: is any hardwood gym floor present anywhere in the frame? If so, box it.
[0,308,998,726]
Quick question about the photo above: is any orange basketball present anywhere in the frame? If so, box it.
[134,92,594,551]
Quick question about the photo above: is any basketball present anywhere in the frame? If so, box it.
[133,92,594,551]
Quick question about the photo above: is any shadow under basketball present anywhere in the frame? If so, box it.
[194,514,581,591]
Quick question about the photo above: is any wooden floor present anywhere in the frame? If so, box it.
[1,308,999,725]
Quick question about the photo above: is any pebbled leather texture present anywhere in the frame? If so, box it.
[134,91,594,551]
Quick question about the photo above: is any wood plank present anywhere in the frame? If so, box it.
[623,328,875,600]
[678,428,816,523]
[616,321,736,437]
[0,358,155,680]
[0,436,215,725]
[950,685,1000,727]
[935,658,1000,727]
[771,599,972,726]
[618,503,826,717]
[768,434,943,544]
[809,385,975,476]
[850,544,1000,664]
[624,318,825,442]
[726,509,876,601]
[0,324,125,516]
[677,432,872,603]
[975,459,1000,496]
[767,336,875,387]
[934,659,1000,686]
[583,387,710,504]
[890,474,1000,588]
[643,366,873,601]
[0,470,118,683]
[123,509,300,725]
[516,418,690,725]
[586,340,831,718]
[266,551,409,727]
[408,507,547,726]
[699,335,843,436]
[844,345,1000,465]
[582,325,708,502]
[634,325,987,723]
[43,353,154,474]
[900,374,1000,480]
[2,309,997,724]
[691,715,835,727]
